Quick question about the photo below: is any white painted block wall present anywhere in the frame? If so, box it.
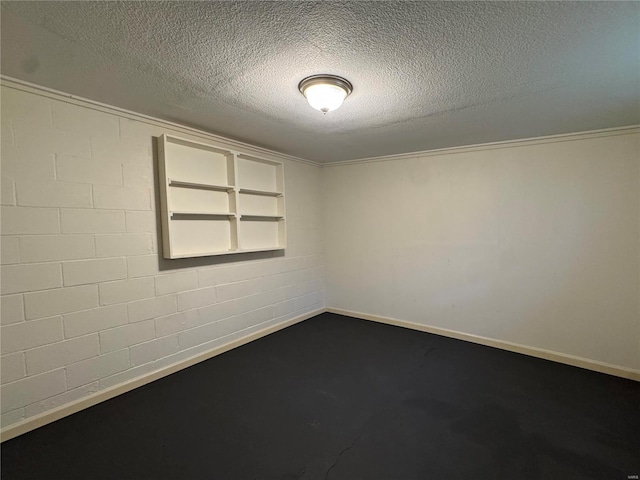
[324,132,640,371]
[0,84,325,428]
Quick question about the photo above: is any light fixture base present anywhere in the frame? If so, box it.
[298,75,353,96]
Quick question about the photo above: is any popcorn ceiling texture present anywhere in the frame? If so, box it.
[1,1,638,162]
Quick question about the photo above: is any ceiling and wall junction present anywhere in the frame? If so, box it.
[1,1,639,163]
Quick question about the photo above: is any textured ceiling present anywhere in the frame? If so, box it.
[1,1,639,163]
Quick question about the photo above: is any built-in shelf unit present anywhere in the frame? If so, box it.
[158,134,286,259]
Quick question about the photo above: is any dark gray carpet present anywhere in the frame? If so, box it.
[2,312,639,479]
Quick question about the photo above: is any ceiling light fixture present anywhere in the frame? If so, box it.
[298,75,353,114]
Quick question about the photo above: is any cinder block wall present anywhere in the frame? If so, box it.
[0,83,325,428]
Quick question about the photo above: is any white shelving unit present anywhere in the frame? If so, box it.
[158,134,286,259]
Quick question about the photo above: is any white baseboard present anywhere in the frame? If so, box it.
[4,306,636,441]
[1,308,326,442]
[327,307,640,382]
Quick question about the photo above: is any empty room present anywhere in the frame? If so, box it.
[0,1,638,479]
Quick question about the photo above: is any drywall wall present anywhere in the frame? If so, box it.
[0,82,325,429]
[324,131,640,371]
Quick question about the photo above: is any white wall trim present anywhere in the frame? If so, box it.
[0,308,326,442]
[327,308,640,382]
[323,125,640,167]
[3,306,636,441]
[0,75,321,168]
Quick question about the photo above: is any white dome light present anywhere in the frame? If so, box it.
[299,75,353,114]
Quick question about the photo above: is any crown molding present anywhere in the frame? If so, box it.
[3,75,638,168]
[323,124,640,167]
[0,75,322,168]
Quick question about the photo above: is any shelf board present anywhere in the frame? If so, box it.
[170,211,236,218]
[171,246,283,258]
[239,214,284,220]
[169,179,234,192]
[238,188,282,197]
[170,249,237,259]
[165,135,235,156]
[237,246,285,253]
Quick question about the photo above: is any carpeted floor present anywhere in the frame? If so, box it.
[2,312,639,479]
